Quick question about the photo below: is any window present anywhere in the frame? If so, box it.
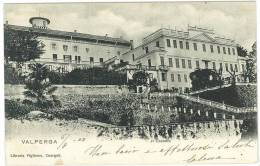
[166,39,171,47]
[173,40,177,48]
[228,48,231,55]
[63,55,71,63]
[145,46,149,54]
[178,74,181,82]
[51,43,57,50]
[156,41,160,47]
[184,74,188,83]
[219,63,223,70]
[205,61,209,69]
[148,59,152,67]
[75,56,81,63]
[217,46,221,54]
[100,58,104,63]
[161,73,167,81]
[188,60,192,69]
[202,44,206,52]
[196,60,200,68]
[149,73,153,79]
[90,57,94,63]
[179,41,183,49]
[232,48,236,55]
[117,51,121,55]
[212,62,216,70]
[241,64,245,72]
[186,42,189,50]
[132,54,135,61]
[175,58,180,68]
[160,56,165,66]
[210,45,214,53]
[73,46,78,52]
[63,45,68,51]
[225,63,229,72]
[234,64,238,72]
[223,47,226,54]
[168,58,173,67]
[230,64,233,72]
[86,48,89,53]
[171,74,175,82]
[193,43,197,51]
[53,54,57,61]
[181,59,186,68]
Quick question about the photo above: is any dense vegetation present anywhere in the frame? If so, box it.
[193,84,257,107]
[49,67,127,85]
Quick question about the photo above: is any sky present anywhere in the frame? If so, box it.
[4,1,256,50]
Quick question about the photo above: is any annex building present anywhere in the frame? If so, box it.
[5,17,131,73]
[120,26,247,92]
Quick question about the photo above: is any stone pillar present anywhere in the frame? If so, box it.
[168,107,171,112]
[148,104,150,110]
[184,108,186,114]
[206,111,209,117]
[161,106,164,111]
[190,109,193,114]
[197,110,201,116]
[140,104,142,109]
[214,112,217,119]
[178,107,182,113]
[232,115,235,120]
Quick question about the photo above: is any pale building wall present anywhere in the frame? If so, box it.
[121,27,246,92]
[29,36,130,72]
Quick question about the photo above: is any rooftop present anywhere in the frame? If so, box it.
[4,24,131,47]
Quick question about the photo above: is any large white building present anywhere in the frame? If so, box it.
[5,17,131,73]
[120,26,247,92]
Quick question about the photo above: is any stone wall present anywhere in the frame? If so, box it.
[5,84,128,100]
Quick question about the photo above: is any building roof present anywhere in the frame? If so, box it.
[4,24,131,47]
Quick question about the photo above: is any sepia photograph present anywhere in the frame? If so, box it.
[3,1,258,165]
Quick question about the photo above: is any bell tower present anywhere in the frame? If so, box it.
[29,17,50,29]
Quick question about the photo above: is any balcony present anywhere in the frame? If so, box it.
[147,66,157,71]
[159,65,169,71]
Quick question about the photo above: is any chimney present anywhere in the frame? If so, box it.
[130,40,134,50]
[74,30,77,33]
[105,34,108,38]
[5,20,8,25]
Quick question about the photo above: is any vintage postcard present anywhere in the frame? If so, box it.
[3,1,258,165]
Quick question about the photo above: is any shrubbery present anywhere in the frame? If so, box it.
[4,65,25,84]
[49,68,127,85]
[5,99,35,119]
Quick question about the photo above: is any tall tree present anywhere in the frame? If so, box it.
[4,26,45,67]
[23,63,60,108]
[244,42,257,82]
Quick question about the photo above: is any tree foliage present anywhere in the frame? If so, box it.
[4,27,45,66]
[237,45,248,57]
[23,63,60,108]
[190,69,223,91]
[242,42,257,83]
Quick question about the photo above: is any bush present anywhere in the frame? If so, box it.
[5,99,35,118]
[4,65,25,84]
